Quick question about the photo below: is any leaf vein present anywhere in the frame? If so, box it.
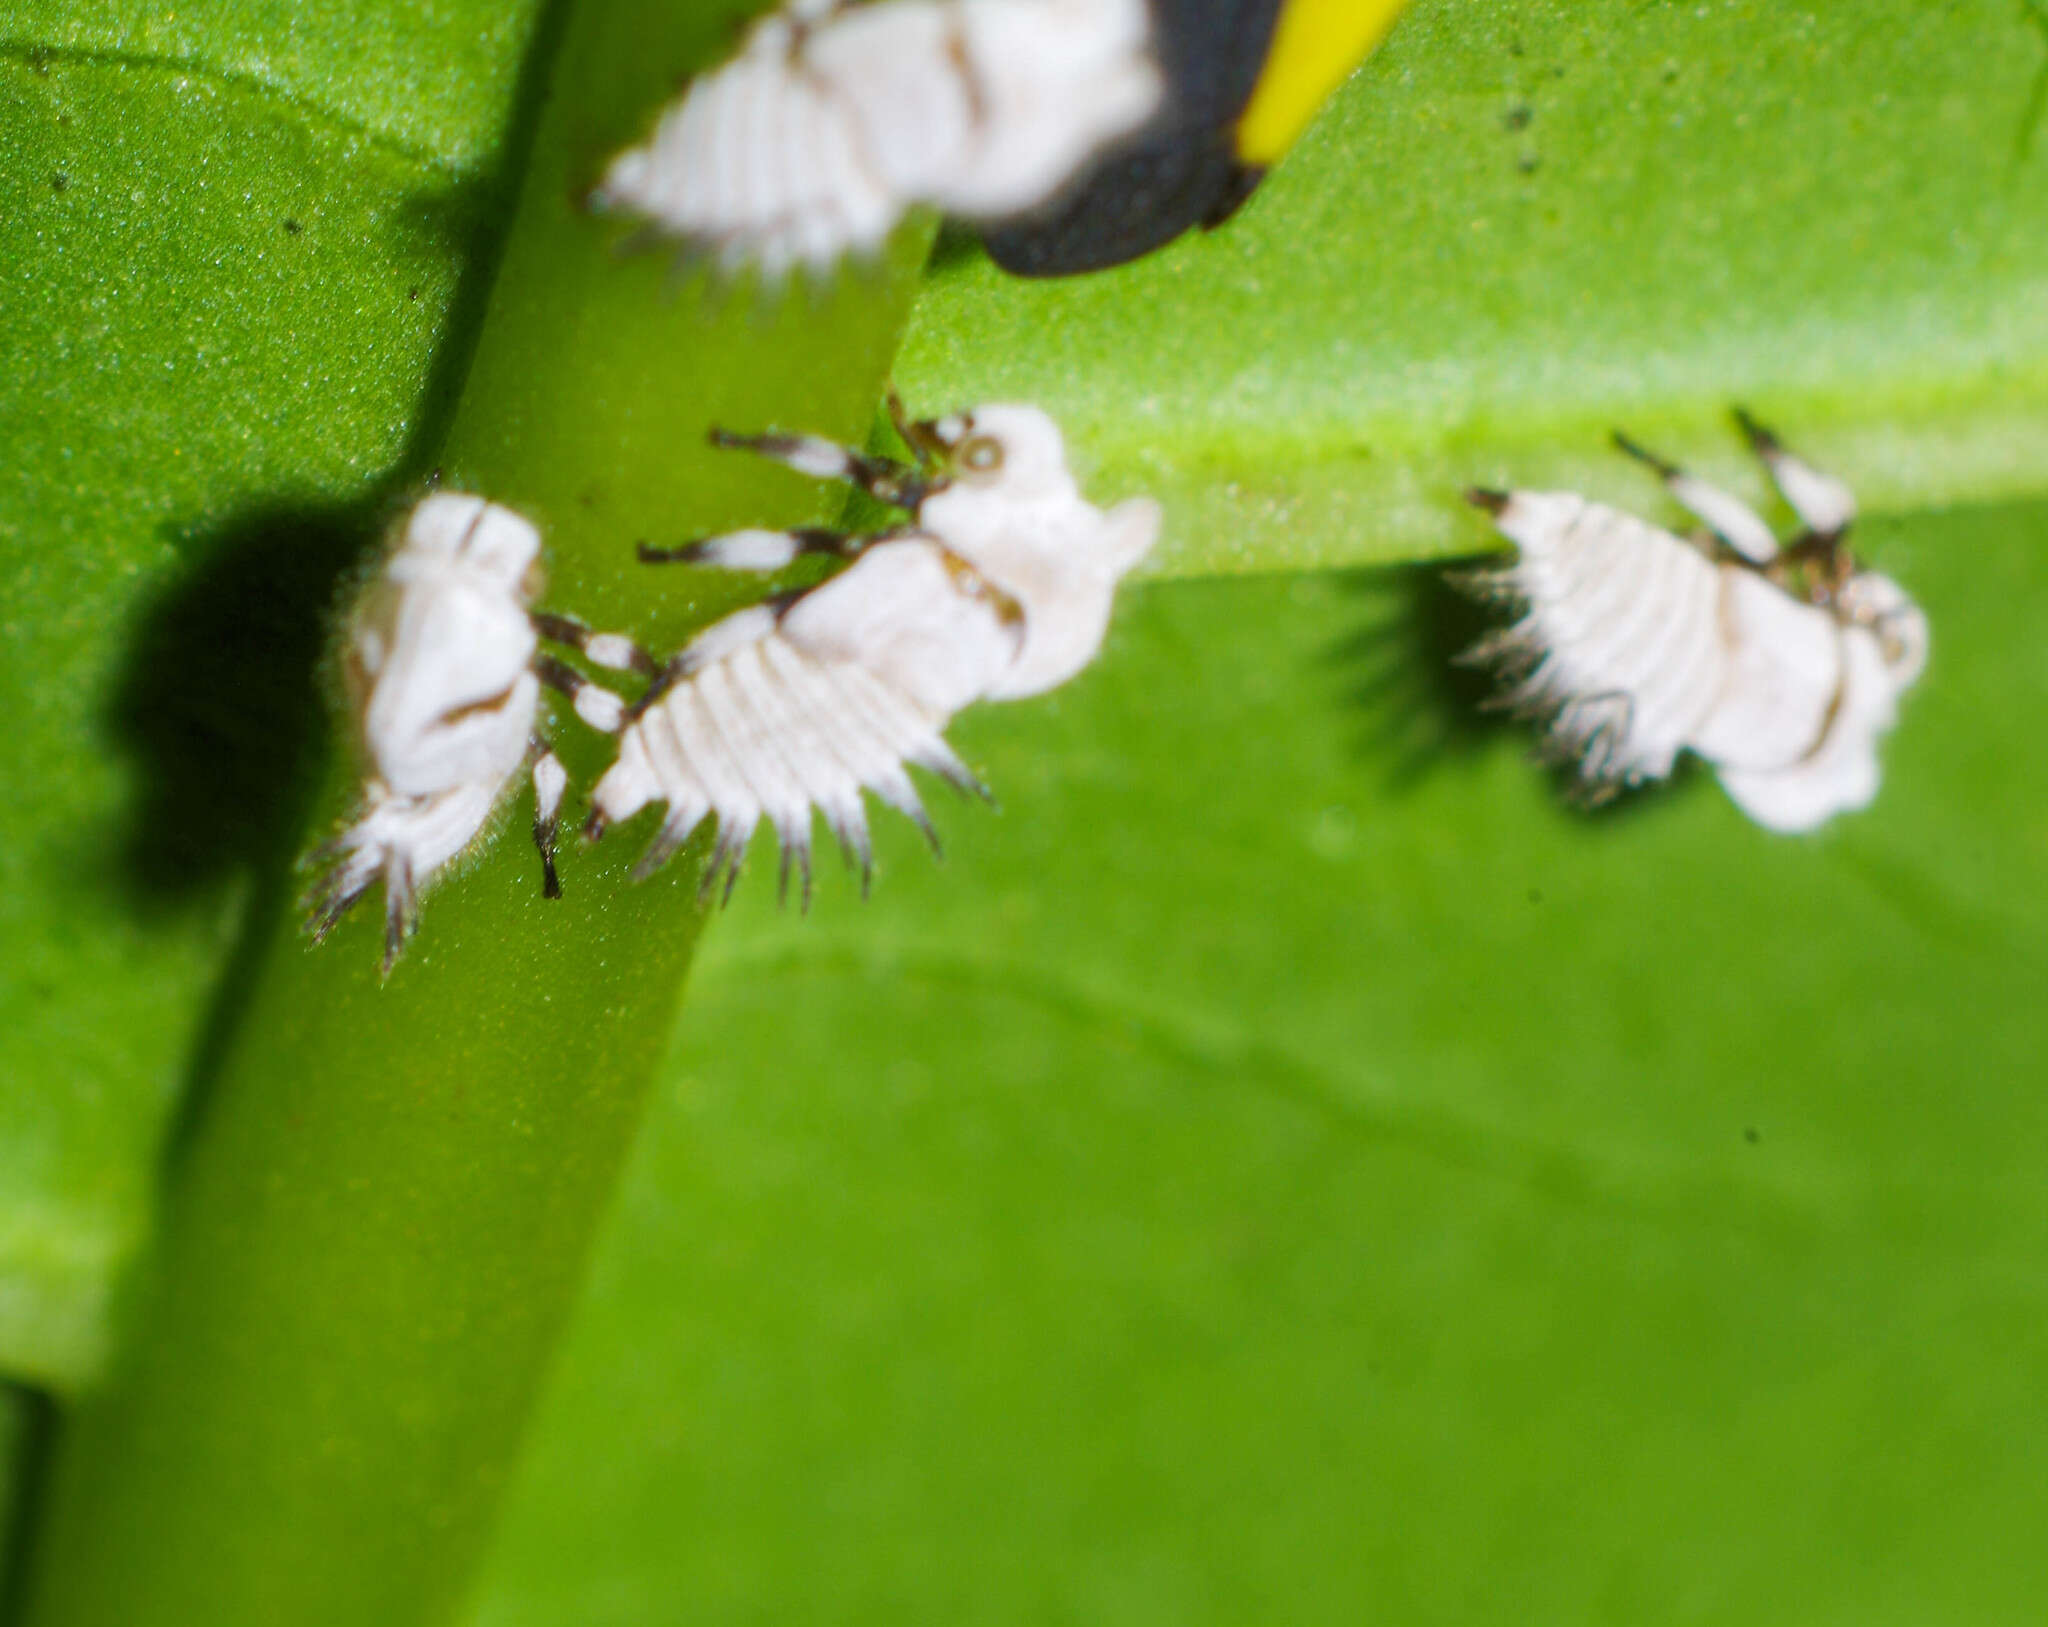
[0,37,459,176]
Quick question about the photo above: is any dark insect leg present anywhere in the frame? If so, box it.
[529,743,568,900]
[531,612,659,678]
[709,427,928,508]
[624,656,690,725]
[535,652,627,736]
[637,527,876,569]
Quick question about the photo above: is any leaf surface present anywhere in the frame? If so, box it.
[0,38,494,1383]
[901,0,2048,573]
[466,499,2048,1625]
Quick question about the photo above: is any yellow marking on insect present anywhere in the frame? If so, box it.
[1235,0,1409,166]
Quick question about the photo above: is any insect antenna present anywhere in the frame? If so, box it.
[1610,429,1680,480]
[1731,405,1781,455]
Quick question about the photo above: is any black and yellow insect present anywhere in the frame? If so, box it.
[980,0,1409,276]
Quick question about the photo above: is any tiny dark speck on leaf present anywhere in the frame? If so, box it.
[1518,153,1541,175]
[1503,104,1532,132]
[1527,887,1543,905]
[1744,1126,1761,1145]
[1551,64,1566,79]
[284,218,303,235]
[1509,37,1524,57]
[50,172,68,193]
[407,286,420,301]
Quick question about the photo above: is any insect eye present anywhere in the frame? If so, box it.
[959,436,1004,475]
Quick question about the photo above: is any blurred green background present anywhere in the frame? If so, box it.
[2,0,2045,1620]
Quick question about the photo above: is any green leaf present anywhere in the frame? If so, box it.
[9,0,544,166]
[12,2,927,1623]
[4,1,2046,1622]
[900,0,2048,574]
[462,497,2048,1625]
[0,29,504,1386]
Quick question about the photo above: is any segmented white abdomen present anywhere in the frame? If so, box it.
[1467,421,1927,833]
[1477,491,1730,784]
[591,538,1012,893]
[591,0,1161,277]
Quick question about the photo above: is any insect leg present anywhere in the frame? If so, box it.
[534,651,628,735]
[1734,407,1858,542]
[532,611,658,678]
[1613,430,1781,565]
[709,427,927,508]
[886,390,953,467]
[638,527,881,569]
[529,743,569,900]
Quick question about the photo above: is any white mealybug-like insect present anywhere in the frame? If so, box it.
[567,400,1160,899]
[308,493,629,970]
[1461,411,1928,832]
[589,0,1164,278]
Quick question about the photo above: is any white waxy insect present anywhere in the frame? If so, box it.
[589,0,1164,278]
[307,493,628,970]
[1461,412,1928,832]
[566,400,1161,899]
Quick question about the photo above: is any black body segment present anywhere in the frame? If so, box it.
[981,0,1286,275]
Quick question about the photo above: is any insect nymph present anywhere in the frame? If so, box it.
[1462,413,1928,832]
[589,0,1164,278]
[308,493,626,970]
[983,0,1410,275]
[570,401,1161,899]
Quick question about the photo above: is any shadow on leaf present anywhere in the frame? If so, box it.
[105,499,381,909]
[1328,558,1692,825]
[1326,558,1513,788]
